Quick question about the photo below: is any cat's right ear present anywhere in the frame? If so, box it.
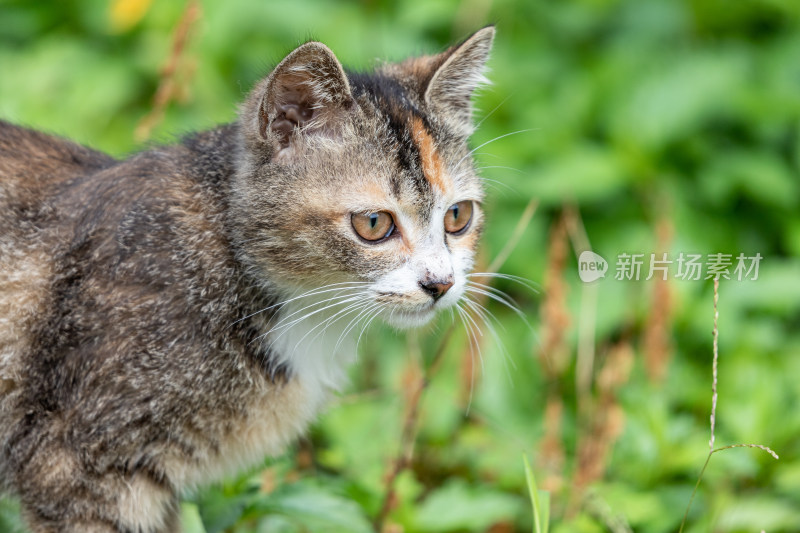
[410,27,495,138]
[243,42,353,160]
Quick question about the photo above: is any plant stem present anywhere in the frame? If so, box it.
[709,279,719,451]
[678,452,712,533]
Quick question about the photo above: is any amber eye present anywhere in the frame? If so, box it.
[351,212,395,242]
[444,201,473,235]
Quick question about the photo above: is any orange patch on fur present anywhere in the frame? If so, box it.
[410,117,449,194]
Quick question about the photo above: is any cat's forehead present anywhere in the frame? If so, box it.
[346,73,482,212]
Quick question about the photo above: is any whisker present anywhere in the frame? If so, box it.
[470,151,501,161]
[464,285,529,325]
[462,293,507,333]
[266,292,366,336]
[465,281,531,327]
[336,301,384,354]
[454,129,536,173]
[253,293,367,349]
[312,300,369,344]
[466,280,522,309]
[454,302,479,353]
[474,93,513,129]
[466,272,540,293]
[462,295,516,372]
[475,165,526,175]
[228,281,370,328]
[455,302,482,413]
[355,304,386,352]
[458,300,485,345]
[288,300,371,358]
[331,303,377,357]
[472,177,517,197]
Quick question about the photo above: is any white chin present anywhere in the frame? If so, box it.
[384,307,437,329]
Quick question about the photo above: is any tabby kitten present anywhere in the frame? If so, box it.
[0,27,495,532]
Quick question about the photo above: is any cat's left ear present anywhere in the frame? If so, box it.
[423,26,495,137]
[244,41,353,159]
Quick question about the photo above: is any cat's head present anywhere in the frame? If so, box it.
[233,27,494,329]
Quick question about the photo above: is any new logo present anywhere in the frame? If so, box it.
[578,251,608,283]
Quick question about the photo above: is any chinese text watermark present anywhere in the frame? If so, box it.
[578,252,762,283]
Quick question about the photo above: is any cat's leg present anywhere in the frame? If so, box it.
[15,439,179,533]
[21,473,179,533]
[20,513,120,533]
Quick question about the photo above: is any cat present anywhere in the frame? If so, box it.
[0,26,494,532]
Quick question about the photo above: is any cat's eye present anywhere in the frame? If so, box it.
[351,211,395,242]
[444,201,473,235]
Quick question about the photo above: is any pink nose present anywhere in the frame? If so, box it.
[419,279,454,301]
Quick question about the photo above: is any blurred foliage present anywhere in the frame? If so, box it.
[1,0,800,531]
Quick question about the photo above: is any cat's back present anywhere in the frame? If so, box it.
[0,121,115,416]
[0,120,115,200]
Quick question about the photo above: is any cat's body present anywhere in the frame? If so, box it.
[0,28,494,532]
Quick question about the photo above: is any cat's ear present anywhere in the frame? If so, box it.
[423,26,495,137]
[247,41,353,158]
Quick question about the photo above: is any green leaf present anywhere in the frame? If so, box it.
[250,481,372,533]
[195,484,251,533]
[0,497,25,533]
[524,455,550,533]
[413,479,523,532]
[714,496,800,530]
[181,502,208,533]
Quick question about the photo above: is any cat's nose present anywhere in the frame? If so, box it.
[419,278,454,302]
